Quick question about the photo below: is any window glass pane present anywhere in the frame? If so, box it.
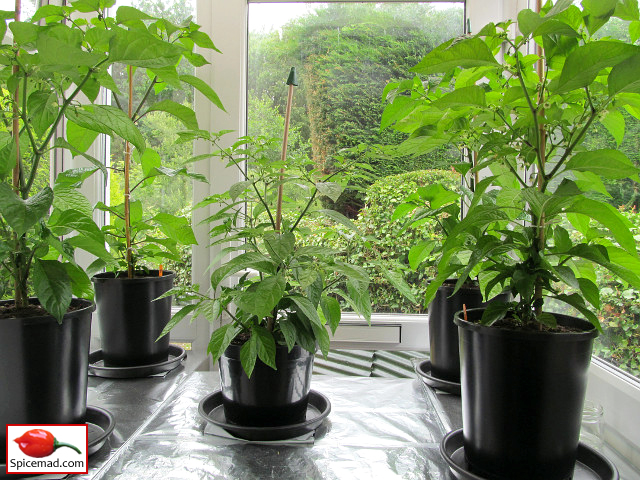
[248,2,464,314]
[108,0,196,296]
[578,18,640,378]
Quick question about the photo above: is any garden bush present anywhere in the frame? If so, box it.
[298,168,460,313]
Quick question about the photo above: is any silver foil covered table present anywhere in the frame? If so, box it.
[84,372,459,479]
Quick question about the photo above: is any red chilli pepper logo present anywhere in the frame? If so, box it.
[14,429,81,458]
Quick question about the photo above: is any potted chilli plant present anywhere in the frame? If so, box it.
[0,1,191,462]
[163,133,374,428]
[392,177,510,386]
[89,6,224,367]
[383,1,640,478]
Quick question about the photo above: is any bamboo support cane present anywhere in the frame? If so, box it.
[275,67,298,233]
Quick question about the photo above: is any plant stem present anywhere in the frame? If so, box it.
[11,0,26,309]
[534,14,546,319]
[125,65,133,278]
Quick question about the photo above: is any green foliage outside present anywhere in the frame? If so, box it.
[297,169,460,313]
[248,3,463,215]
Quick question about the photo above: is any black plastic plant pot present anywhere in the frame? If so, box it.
[219,343,314,427]
[92,270,174,367]
[428,280,509,382]
[0,298,94,463]
[454,308,598,480]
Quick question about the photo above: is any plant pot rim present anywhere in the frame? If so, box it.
[92,270,175,284]
[454,307,598,341]
[0,297,95,323]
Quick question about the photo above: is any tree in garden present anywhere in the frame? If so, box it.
[248,3,463,215]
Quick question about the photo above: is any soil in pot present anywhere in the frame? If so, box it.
[219,341,314,427]
[428,279,509,382]
[454,308,598,480]
[0,298,94,463]
[92,270,174,367]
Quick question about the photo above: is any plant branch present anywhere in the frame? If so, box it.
[132,76,158,122]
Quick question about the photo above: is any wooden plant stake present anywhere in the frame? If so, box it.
[275,67,298,233]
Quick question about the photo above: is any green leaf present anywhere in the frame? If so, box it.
[556,42,639,93]
[391,202,416,222]
[240,335,258,378]
[139,148,161,186]
[65,121,100,154]
[180,74,225,112]
[430,85,486,109]
[207,323,242,361]
[578,277,600,309]
[235,275,286,319]
[115,5,154,24]
[10,21,39,45]
[331,262,370,284]
[146,100,198,130]
[411,37,499,75]
[317,209,361,234]
[564,149,639,180]
[31,5,65,22]
[49,208,106,249]
[630,21,640,43]
[263,232,295,263]
[552,293,600,330]
[408,241,435,270]
[36,32,105,66]
[315,181,344,202]
[278,317,297,351]
[66,105,145,152]
[517,9,543,37]
[566,198,636,254]
[582,0,617,35]
[53,138,108,178]
[382,269,417,305]
[553,226,572,252]
[52,185,93,218]
[288,295,323,329]
[158,304,197,340]
[321,295,341,335]
[615,0,640,21]
[108,26,183,68]
[479,302,511,325]
[253,325,277,370]
[189,30,218,51]
[229,180,252,201]
[62,262,93,301]
[599,110,625,146]
[210,252,276,289]
[153,212,197,245]
[27,91,57,137]
[0,184,53,236]
[32,259,72,323]
[608,53,640,96]
[537,313,558,328]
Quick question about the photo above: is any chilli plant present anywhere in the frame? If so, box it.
[383,0,640,329]
[0,1,220,320]
[162,133,412,376]
[92,5,224,278]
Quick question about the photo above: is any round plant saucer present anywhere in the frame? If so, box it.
[415,359,461,395]
[0,406,115,479]
[88,344,186,379]
[86,405,116,456]
[198,390,331,441]
[440,428,619,480]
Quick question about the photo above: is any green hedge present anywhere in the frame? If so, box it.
[299,168,460,313]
